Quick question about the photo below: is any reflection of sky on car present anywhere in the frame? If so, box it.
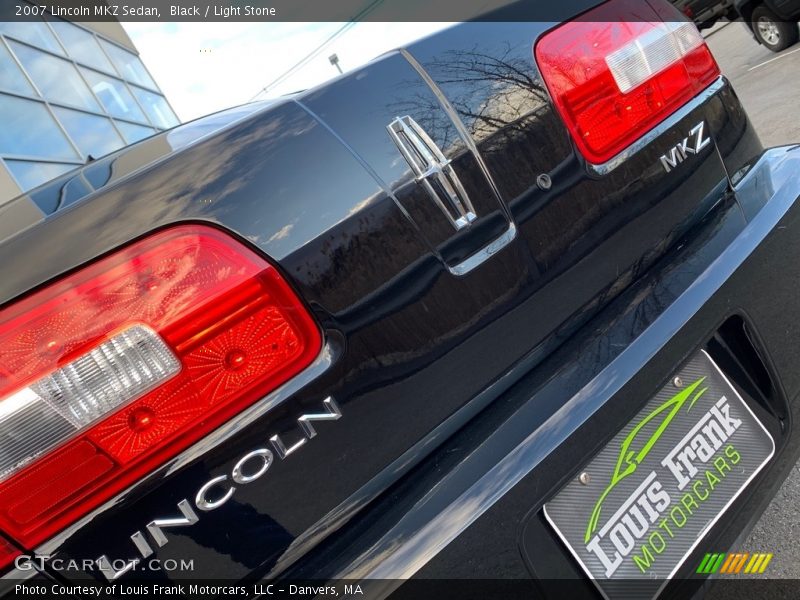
[165,100,279,150]
[126,22,454,122]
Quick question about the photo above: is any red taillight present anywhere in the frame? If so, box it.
[0,225,320,548]
[534,0,720,164]
[0,538,19,572]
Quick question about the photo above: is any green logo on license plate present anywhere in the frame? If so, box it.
[585,378,708,543]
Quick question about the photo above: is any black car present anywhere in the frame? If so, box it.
[735,0,800,50]
[1,0,800,599]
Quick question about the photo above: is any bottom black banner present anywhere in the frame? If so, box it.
[3,579,800,600]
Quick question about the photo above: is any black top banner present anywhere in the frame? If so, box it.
[0,0,709,22]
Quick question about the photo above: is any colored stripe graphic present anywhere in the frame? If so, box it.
[697,553,725,574]
[734,553,749,574]
[719,553,736,574]
[741,553,773,574]
[758,553,773,573]
[703,552,774,575]
[712,553,725,573]
[697,553,713,574]
[745,554,760,574]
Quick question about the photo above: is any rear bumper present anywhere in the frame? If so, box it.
[308,145,800,597]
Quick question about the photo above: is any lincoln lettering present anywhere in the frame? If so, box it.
[95,397,342,581]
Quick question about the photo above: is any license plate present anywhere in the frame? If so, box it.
[544,350,775,599]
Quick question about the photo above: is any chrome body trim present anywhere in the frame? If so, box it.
[447,222,517,276]
[588,77,726,177]
[0,567,38,586]
[387,115,477,230]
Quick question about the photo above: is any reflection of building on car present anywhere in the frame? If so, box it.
[734,0,800,51]
[0,16,179,204]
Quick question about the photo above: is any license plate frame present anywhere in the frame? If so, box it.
[543,350,775,599]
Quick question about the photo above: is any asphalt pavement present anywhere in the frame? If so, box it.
[705,21,800,577]
[707,21,800,147]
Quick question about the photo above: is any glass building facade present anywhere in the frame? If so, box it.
[0,15,179,199]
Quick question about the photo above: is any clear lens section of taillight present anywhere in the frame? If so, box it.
[605,21,703,93]
[0,225,321,549]
[0,325,179,481]
[535,0,720,164]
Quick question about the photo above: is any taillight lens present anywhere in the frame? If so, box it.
[0,225,321,548]
[535,0,720,164]
[0,538,19,572]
